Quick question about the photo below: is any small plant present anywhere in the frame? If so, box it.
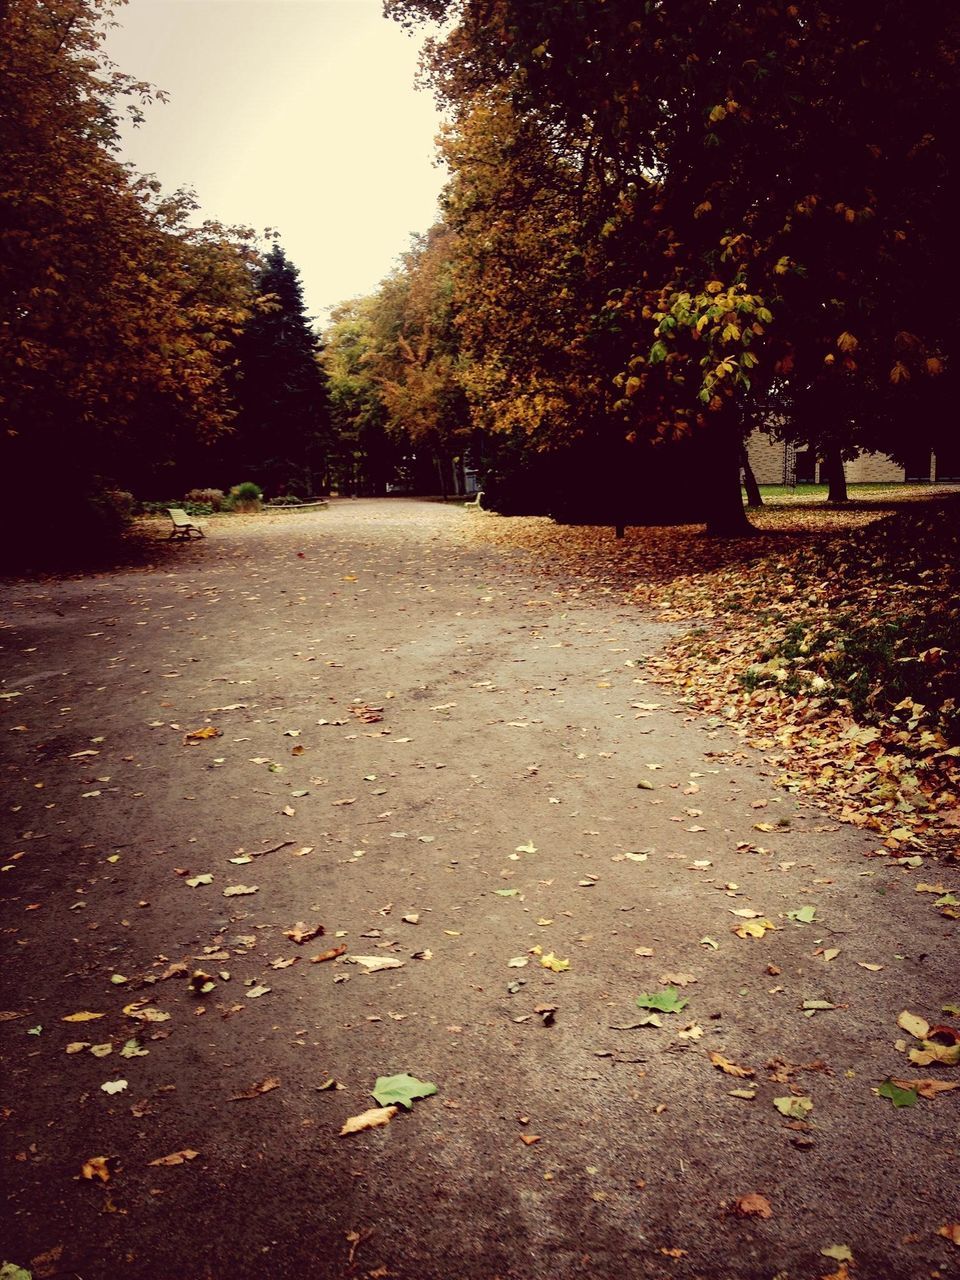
[229,481,263,513]
[267,495,303,506]
[184,487,225,512]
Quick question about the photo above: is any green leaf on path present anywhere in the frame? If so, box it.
[494,889,520,897]
[185,874,213,887]
[636,987,688,1015]
[877,1078,918,1108]
[787,905,817,924]
[371,1073,438,1110]
[0,1264,33,1280]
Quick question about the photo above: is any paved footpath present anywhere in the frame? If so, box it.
[1,500,956,1280]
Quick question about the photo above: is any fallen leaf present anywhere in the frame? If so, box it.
[185,873,213,888]
[347,955,405,973]
[773,1095,813,1119]
[540,952,570,973]
[283,922,324,944]
[937,1224,960,1247]
[636,987,688,1015]
[339,1105,398,1136]
[231,1077,280,1100]
[148,1149,200,1166]
[820,1245,854,1262]
[245,984,271,999]
[908,1040,960,1067]
[81,1155,114,1183]
[519,1133,541,1145]
[310,945,347,964]
[659,972,697,987]
[100,1080,128,1095]
[709,1052,755,1079]
[890,1077,959,1099]
[734,1193,773,1219]
[787,905,817,924]
[372,1073,438,1110]
[896,1010,931,1040]
[62,1011,105,1023]
[183,726,221,741]
[733,917,778,939]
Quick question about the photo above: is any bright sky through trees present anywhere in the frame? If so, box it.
[103,0,446,321]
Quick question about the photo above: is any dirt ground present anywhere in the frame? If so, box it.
[1,499,957,1280]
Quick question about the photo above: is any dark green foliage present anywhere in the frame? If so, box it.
[227,245,332,495]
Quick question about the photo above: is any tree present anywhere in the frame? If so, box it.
[0,0,258,556]
[227,244,331,496]
[388,0,956,531]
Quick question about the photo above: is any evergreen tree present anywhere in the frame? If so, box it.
[231,245,331,496]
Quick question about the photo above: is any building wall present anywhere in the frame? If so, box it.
[744,430,925,485]
[843,451,905,483]
[744,431,793,484]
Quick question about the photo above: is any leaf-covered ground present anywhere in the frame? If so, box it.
[0,497,956,1280]
[467,487,960,866]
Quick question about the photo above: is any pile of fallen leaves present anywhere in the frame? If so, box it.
[467,491,960,857]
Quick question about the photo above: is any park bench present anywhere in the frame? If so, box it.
[464,490,484,509]
[167,507,205,540]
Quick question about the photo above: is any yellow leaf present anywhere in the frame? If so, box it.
[708,105,727,123]
[837,331,858,352]
[937,1223,960,1246]
[889,361,910,384]
[62,1011,105,1023]
[896,1010,930,1040]
[909,1040,960,1067]
[183,726,221,741]
[540,952,570,973]
[339,1105,398,1136]
[733,918,776,939]
[81,1156,113,1183]
[705,280,724,294]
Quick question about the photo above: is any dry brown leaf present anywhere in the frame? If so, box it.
[709,1051,755,1079]
[339,1105,398,1136]
[230,1077,280,1101]
[659,971,697,987]
[937,1223,960,1246]
[283,921,324,944]
[310,945,348,963]
[148,1149,200,1166]
[734,1193,773,1219]
[519,1134,541,1145]
[891,1077,959,1100]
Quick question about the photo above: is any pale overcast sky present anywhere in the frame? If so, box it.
[102,0,447,321]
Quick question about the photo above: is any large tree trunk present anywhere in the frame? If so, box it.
[822,444,848,502]
[739,442,763,507]
[703,414,756,536]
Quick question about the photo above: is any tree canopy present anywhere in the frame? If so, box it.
[376,0,956,529]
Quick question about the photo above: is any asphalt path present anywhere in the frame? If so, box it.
[1,499,956,1280]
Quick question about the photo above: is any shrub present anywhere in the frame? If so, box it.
[185,487,225,512]
[229,481,263,513]
[267,495,303,506]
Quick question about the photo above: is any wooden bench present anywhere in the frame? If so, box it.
[167,508,205,540]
